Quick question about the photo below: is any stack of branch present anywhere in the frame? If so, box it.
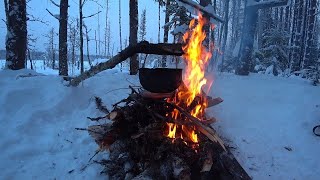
[79,87,251,180]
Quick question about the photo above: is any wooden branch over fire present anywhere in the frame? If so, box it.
[177,0,224,23]
[247,0,289,9]
[69,41,183,86]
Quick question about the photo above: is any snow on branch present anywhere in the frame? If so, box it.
[176,0,223,24]
[246,0,289,9]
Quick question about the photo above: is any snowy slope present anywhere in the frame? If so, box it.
[0,68,136,180]
[0,69,319,180]
[209,73,320,179]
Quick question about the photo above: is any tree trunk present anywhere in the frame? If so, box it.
[279,7,284,30]
[221,0,230,72]
[107,22,111,57]
[119,0,122,51]
[290,0,304,71]
[95,30,98,54]
[304,0,317,68]
[59,0,69,76]
[235,4,258,75]
[284,5,290,32]
[129,0,139,75]
[79,0,84,73]
[230,0,240,49]
[105,0,109,57]
[71,28,75,75]
[161,0,170,68]
[50,28,55,69]
[119,0,123,71]
[6,0,27,70]
[200,0,211,46]
[84,24,92,67]
[27,49,33,70]
[158,1,161,43]
[299,0,309,69]
[71,27,75,68]
[98,7,101,56]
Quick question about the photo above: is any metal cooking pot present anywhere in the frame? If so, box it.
[139,68,182,93]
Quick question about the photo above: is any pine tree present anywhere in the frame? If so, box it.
[45,28,57,70]
[139,9,147,41]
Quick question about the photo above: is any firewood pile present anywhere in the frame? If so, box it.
[80,86,251,180]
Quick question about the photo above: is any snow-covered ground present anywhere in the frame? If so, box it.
[0,64,319,179]
[209,74,320,179]
[0,59,114,76]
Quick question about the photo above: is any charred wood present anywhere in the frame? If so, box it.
[82,87,251,180]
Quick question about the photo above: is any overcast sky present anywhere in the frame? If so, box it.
[0,0,169,55]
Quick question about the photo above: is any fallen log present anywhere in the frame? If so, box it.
[207,97,223,108]
[70,41,183,86]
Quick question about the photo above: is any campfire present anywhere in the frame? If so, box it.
[80,14,250,180]
[165,13,211,146]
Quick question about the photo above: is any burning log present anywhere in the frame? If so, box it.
[69,41,184,86]
[167,102,226,151]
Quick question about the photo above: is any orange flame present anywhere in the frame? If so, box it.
[182,13,212,108]
[182,125,198,143]
[167,123,177,139]
[166,13,214,147]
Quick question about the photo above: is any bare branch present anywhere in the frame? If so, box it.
[27,14,49,25]
[83,11,102,19]
[88,0,103,8]
[49,0,60,7]
[46,8,60,20]
[81,0,88,8]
